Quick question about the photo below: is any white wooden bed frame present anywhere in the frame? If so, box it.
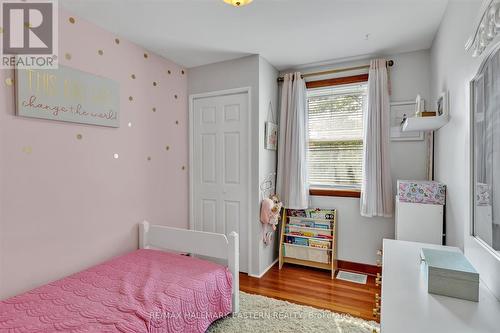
[139,221,239,313]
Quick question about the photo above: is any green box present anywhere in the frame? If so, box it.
[421,248,479,302]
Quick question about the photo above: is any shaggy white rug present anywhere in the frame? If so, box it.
[207,292,380,333]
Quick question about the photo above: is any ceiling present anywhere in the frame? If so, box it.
[60,0,449,70]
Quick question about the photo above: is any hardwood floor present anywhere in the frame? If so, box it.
[240,263,380,322]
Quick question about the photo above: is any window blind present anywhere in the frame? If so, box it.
[307,83,367,188]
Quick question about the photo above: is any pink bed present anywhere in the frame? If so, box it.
[0,249,233,333]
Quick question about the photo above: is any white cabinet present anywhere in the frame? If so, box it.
[395,196,443,245]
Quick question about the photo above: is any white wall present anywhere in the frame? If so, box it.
[188,55,280,276]
[283,50,431,265]
[258,57,279,274]
[430,0,482,250]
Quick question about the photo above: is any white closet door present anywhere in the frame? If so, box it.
[192,92,249,272]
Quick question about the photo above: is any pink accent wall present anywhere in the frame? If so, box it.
[0,9,188,299]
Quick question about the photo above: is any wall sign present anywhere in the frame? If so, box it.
[15,65,120,127]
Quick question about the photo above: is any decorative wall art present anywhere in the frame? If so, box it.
[265,122,278,150]
[265,101,278,150]
[15,65,120,127]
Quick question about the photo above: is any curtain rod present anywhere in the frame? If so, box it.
[277,59,394,83]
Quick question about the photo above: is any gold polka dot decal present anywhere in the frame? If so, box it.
[147,156,151,161]
[144,53,148,59]
[153,81,157,87]
[174,94,178,99]
[167,69,171,75]
[181,166,186,171]
[129,96,133,101]
[76,134,83,140]
[114,38,120,44]
[175,120,179,125]
[130,74,136,79]
[152,107,156,112]
[65,53,71,60]
[22,146,32,154]
[181,70,185,75]
[5,77,14,86]
[166,145,170,151]
[69,17,75,24]
[98,49,104,56]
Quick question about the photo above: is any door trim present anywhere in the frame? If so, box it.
[188,87,252,274]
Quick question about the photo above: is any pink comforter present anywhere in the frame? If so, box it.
[0,249,232,333]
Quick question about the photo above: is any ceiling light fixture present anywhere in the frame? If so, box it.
[224,0,253,7]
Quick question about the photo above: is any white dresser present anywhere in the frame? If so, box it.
[381,239,500,333]
[395,196,444,245]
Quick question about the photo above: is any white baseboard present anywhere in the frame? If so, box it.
[248,258,278,278]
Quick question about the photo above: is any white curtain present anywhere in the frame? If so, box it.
[276,72,309,209]
[360,59,393,217]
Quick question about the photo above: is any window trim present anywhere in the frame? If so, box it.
[309,187,361,198]
[306,73,368,198]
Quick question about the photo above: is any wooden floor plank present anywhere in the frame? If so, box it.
[239,263,380,322]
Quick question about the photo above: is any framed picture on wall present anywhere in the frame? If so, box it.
[265,121,278,150]
[390,101,424,141]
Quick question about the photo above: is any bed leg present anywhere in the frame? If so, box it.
[139,221,150,249]
[228,231,239,313]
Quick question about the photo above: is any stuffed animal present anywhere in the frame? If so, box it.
[260,195,282,231]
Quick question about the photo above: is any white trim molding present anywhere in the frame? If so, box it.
[466,0,500,57]
[248,258,278,279]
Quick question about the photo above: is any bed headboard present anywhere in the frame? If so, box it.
[139,221,239,313]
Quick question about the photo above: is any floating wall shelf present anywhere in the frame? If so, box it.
[402,91,449,132]
[402,113,449,132]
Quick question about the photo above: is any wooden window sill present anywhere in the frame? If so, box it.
[309,188,361,198]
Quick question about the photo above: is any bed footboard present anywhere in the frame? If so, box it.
[139,221,239,313]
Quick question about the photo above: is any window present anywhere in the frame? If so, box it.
[307,81,367,191]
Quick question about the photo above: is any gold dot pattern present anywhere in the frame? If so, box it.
[5,77,14,86]
[59,17,188,169]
